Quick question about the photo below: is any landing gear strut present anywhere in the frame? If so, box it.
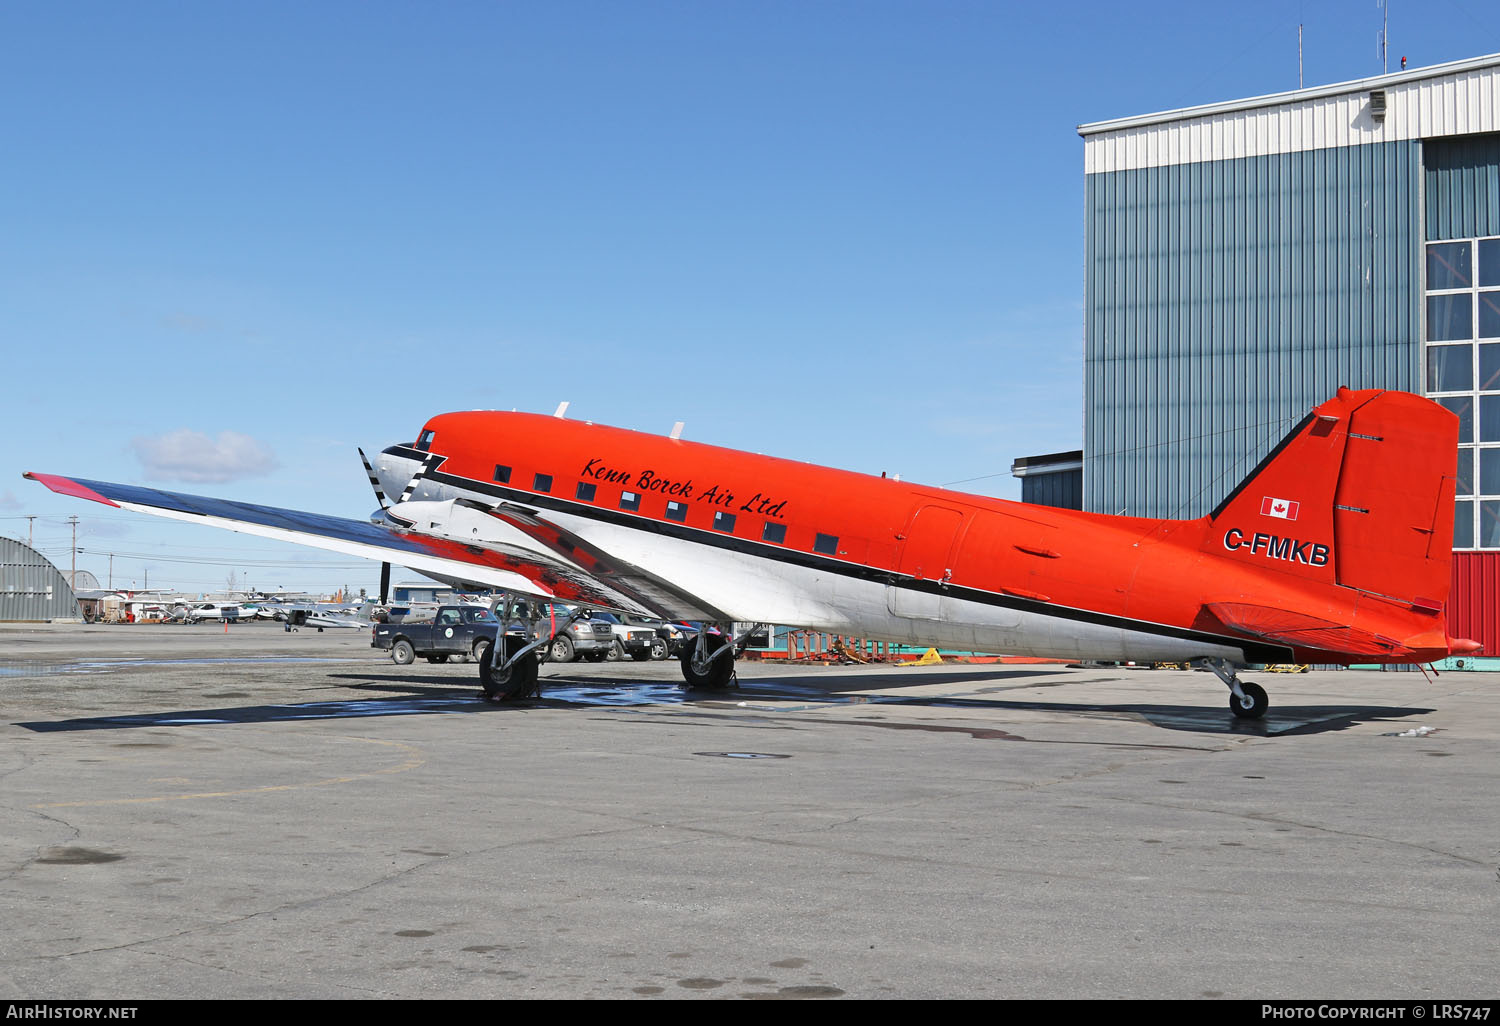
[1197,658,1269,720]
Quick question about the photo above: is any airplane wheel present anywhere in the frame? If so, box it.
[480,637,540,701]
[1230,681,1269,720]
[549,634,575,662]
[649,638,668,661]
[606,639,625,661]
[680,634,734,691]
[391,640,415,666]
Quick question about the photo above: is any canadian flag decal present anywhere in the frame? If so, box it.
[1260,496,1300,520]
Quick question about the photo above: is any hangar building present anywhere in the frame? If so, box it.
[1077,52,1500,658]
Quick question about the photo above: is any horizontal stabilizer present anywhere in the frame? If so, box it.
[1204,601,1413,657]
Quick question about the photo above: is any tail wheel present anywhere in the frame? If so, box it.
[1230,681,1269,720]
[480,637,540,701]
[680,633,734,691]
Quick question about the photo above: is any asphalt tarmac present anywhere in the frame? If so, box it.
[1,622,1495,999]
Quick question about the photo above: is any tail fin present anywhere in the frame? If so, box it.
[1205,388,1458,608]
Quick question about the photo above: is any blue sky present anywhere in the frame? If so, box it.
[3,1,1497,595]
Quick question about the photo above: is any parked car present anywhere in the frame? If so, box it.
[371,605,503,665]
[590,611,664,661]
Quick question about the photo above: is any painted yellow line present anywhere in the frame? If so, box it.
[31,735,426,808]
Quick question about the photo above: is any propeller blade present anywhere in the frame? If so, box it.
[357,448,391,510]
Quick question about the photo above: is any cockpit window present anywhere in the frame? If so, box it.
[416,429,436,452]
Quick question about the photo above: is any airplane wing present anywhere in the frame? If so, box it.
[23,473,724,620]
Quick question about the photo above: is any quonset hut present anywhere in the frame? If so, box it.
[0,536,82,622]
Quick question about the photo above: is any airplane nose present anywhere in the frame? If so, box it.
[372,447,424,505]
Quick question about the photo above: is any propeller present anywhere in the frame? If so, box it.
[359,447,394,602]
[357,448,391,510]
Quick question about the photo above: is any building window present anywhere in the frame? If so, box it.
[666,501,688,522]
[619,491,640,512]
[576,482,596,502]
[712,511,736,533]
[493,465,511,484]
[762,522,786,544]
[1425,235,1500,549]
[813,533,838,555]
[534,473,552,493]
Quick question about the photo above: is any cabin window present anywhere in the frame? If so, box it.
[666,501,688,522]
[576,482,597,502]
[713,512,736,533]
[416,429,435,452]
[619,491,641,512]
[814,533,839,555]
[534,473,552,493]
[493,465,511,484]
[762,522,787,544]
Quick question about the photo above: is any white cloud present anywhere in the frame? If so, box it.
[130,429,277,484]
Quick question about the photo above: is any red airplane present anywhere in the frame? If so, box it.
[26,386,1476,718]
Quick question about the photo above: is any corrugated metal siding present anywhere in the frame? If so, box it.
[1084,141,1421,519]
[0,536,81,621]
[1020,468,1082,510]
[1425,133,1500,241]
[1083,56,1500,173]
[1449,551,1500,655]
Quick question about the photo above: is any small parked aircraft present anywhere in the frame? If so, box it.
[26,387,1475,717]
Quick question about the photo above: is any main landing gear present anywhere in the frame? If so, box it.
[1197,657,1269,720]
[679,624,766,692]
[479,635,541,702]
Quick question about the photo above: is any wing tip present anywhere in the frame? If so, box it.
[22,472,122,508]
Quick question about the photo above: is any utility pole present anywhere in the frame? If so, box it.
[68,516,78,588]
[26,515,36,547]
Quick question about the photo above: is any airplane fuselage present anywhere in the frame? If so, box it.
[368,407,1452,666]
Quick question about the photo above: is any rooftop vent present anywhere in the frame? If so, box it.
[1369,89,1387,122]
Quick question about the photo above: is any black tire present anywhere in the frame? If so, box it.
[606,639,626,661]
[680,633,734,690]
[472,638,491,666]
[549,633,576,662]
[649,637,669,661]
[391,639,415,666]
[1229,681,1269,720]
[480,636,540,701]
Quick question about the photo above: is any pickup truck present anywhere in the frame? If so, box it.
[371,605,501,665]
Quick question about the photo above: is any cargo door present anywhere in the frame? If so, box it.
[887,505,965,619]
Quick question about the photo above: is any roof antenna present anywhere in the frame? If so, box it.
[670,421,685,440]
[553,401,570,419]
